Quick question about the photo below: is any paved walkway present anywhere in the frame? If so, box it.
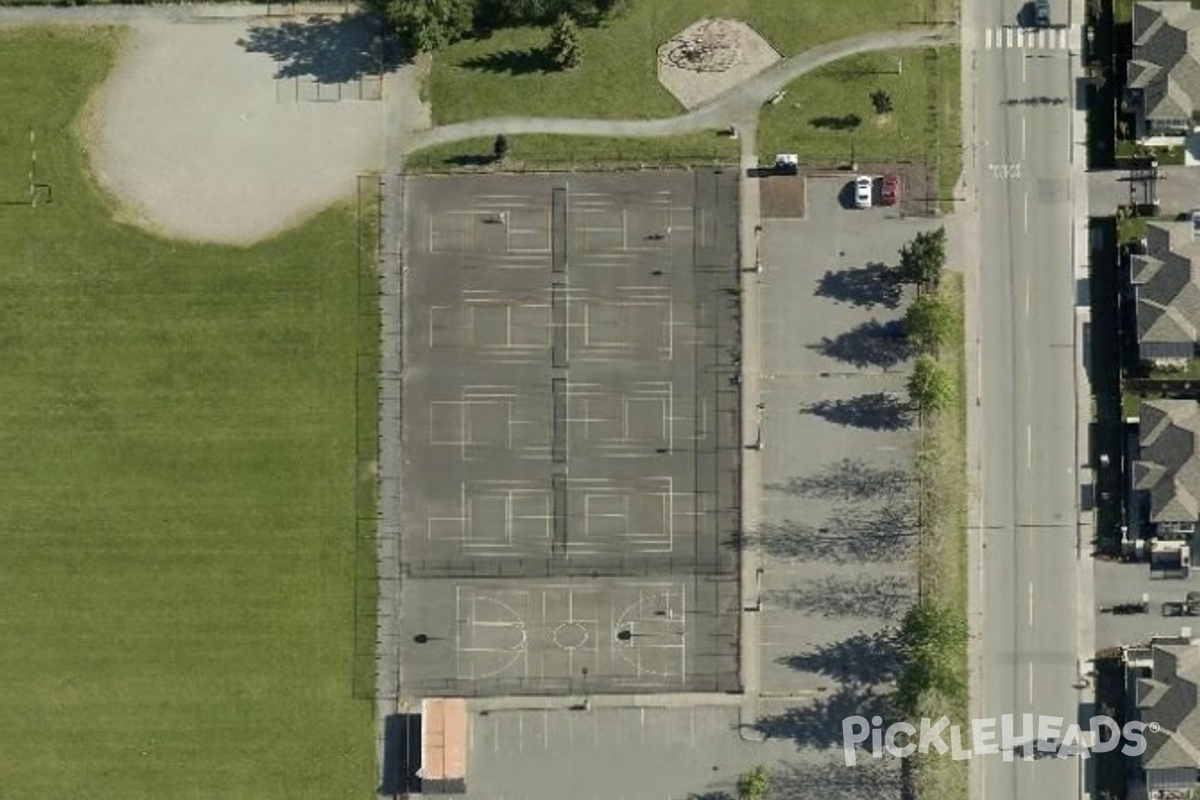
[0,2,352,24]
[402,27,956,154]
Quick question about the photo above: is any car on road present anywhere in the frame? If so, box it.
[1034,0,1051,27]
[854,175,873,209]
[881,173,899,206]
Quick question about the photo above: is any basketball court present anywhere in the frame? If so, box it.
[396,170,741,695]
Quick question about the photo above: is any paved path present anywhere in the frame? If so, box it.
[402,27,956,155]
[0,2,352,24]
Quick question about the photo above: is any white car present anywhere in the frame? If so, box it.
[854,175,873,209]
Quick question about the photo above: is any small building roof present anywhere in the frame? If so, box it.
[418,698,467,794]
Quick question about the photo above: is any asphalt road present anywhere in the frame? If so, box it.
[971,1,1086,799]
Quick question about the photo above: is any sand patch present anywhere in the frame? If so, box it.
[657,19,781,110]
[86,15,387,245]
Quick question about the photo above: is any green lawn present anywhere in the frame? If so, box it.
[0,27,374,800]
[407,131,739,171]
[758,47,962,206]
[909,273,968,800]
[1117,214,1148,245]
[429,0,931,124]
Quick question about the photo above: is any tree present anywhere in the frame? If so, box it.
[895,600,968,714]
[907,356,955,413]
[737,765,770,800]
[894,227,947,288]
[549,13,583,69]
[493,134,509,162]
[870,89,893,115]
[382,0,475,52]
[904,295,959,353]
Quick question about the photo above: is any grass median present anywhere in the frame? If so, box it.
[406,132,739,172]
[903,273,968,800]
[0,26,373,800]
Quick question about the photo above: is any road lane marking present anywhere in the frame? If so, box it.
[1023,192,1028,232]
[1027,424,1033,469]
[1022,115,1026,158]
[1028,582,1034,626]
[1022,52,1027,83]
[1006,28,1014,48]
[1029,661,1035,703]
[1059,27,1069,49]
[985,28,993,49]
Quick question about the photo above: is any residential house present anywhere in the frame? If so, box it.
[1129,638,1200,797]
[1128,1,1200,140]
[1136,399,1200,568]
[1131,222,1200,366]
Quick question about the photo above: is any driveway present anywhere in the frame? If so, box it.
[1088,165,1200,219]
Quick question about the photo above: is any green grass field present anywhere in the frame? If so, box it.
[758,46,962,207]
[0,26,375,800]
[429,0,932,124]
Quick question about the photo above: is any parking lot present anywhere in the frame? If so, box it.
[754,176,940,697]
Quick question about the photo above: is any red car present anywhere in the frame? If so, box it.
[881,173,900,206]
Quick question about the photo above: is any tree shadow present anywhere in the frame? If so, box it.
[812,320,912,370]
[810,114,862,131]
[766,458,911,501]
[461,47,556,74]
[764,574,913,620]
[753,683,892,748]
[770,759,902,800]
[815,262,902,309]
[753,504,915,563]
[803,393,913,431]
[777,629,901,685]
[238,14,404,82]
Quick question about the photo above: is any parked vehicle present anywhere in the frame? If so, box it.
[773,153,799,175]
[854,175,873,209]
[1163,601,1186,617]
[881,173,900,206]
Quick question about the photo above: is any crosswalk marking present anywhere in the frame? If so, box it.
[984,25,1076,50]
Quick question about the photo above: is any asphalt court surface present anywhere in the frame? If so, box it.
[399,171,741,695]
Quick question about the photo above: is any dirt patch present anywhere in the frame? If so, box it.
[657,19,781,110]
[85,15,389,245]
[759,174,806,219]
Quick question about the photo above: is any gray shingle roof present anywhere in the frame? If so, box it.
[1139,643,1200,770]
[1131,2,1200,124]
[1137,400,1200,523]
[1132,222,1200,359]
